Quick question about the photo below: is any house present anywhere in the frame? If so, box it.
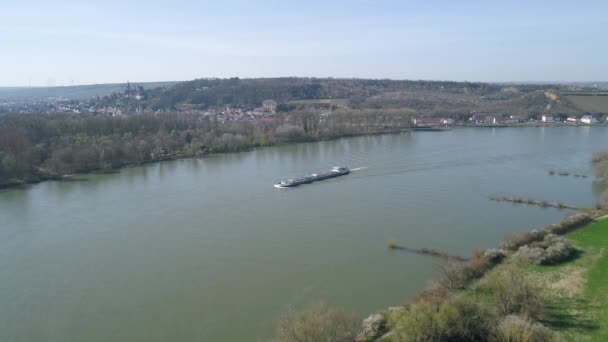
[566,116,579,124]
[581,115,597,125]
[509,115,522,123]
[541,114,553,123]
[412,117,445,126]
[441,118,454,125]
[469,114,495,124]
[492,115,519,125]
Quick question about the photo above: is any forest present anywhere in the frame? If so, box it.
[0,109,412,187]
[97,77,592,118]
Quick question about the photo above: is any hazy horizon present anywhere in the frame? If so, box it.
[2,0,607,87]
[1,78,608,89]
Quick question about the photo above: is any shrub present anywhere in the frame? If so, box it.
[493,268,544,320]
[496,315,562,342]
[389,296,494,342]
[437,297,495,341]
[592,150,608,163]
[411,285,450,312]
[484,248,507,263]
[545,212,592,235]
[389,300,443,341]
[272,302,360,342]
[464,249,492,280]
[356,312,387,341]
[517,234,578,265]
[501,229,547,251]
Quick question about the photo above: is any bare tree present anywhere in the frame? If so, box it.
[437,261,466,291]
[494,267,543,319]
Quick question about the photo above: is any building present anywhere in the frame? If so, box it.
[469,114,493,124]
[581,115,597,125]
[541,114,553,123]
[566,116,579,124]
[412,117,454,126]
[262,99,277,112]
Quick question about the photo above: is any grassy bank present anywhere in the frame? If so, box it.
[454,217,608,341]
[510,218,608,340]
[386,216,608,341]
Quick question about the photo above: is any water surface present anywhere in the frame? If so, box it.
[0,126,605,341]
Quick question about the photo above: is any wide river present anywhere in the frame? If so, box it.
[1,127,607,341]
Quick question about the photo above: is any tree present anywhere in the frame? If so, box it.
[493,267,544,319]
[437,261,467,291]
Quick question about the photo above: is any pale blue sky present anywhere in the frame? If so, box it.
[1,0,606,86]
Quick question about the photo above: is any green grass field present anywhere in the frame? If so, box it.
[480,218,608,341]
[510,220,607,341]
[562,219,608,340]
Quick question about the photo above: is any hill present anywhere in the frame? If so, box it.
[105,77,604,117]
[0,81,179,100]
[565,95,608,113]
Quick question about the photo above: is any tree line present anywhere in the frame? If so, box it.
[0,110,412,187]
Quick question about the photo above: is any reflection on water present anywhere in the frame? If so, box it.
[1,127,608,341]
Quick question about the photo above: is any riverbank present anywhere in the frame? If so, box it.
[0,127,416,190]
[358,208,608,341]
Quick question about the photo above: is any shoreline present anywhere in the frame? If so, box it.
[358,207,607,341]
[0,128,413,191]
[3,123,606,191]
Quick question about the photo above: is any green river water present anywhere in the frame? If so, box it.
[1,126,606,341]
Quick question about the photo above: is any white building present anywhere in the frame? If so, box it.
[541,114,553,123]
[581,115,597,125]
[262,99,277,112]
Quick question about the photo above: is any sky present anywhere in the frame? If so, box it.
[1,0,607,86]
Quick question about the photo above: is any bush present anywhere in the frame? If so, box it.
[464,249,493,279]
[501,229,547,251]
[545,213,592,235]
[410,285,450,312]
[496,315,562,342]
[493,268,544,320]
[272,302,360,342]
[389,296,494,342]
[592,150,608,163]
[437,297,494,341]
[484,248,507,263]
[389,300,443,341]
[517,234,578,265]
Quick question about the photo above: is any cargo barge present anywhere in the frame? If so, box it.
[274,166,350,188]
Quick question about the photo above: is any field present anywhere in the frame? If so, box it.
[469,218,608,341]
[285,98,350,107]
[565,95,608,113]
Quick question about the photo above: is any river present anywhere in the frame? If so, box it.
[1,126,606,341]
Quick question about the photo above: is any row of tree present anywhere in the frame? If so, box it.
[0,110,413,187]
